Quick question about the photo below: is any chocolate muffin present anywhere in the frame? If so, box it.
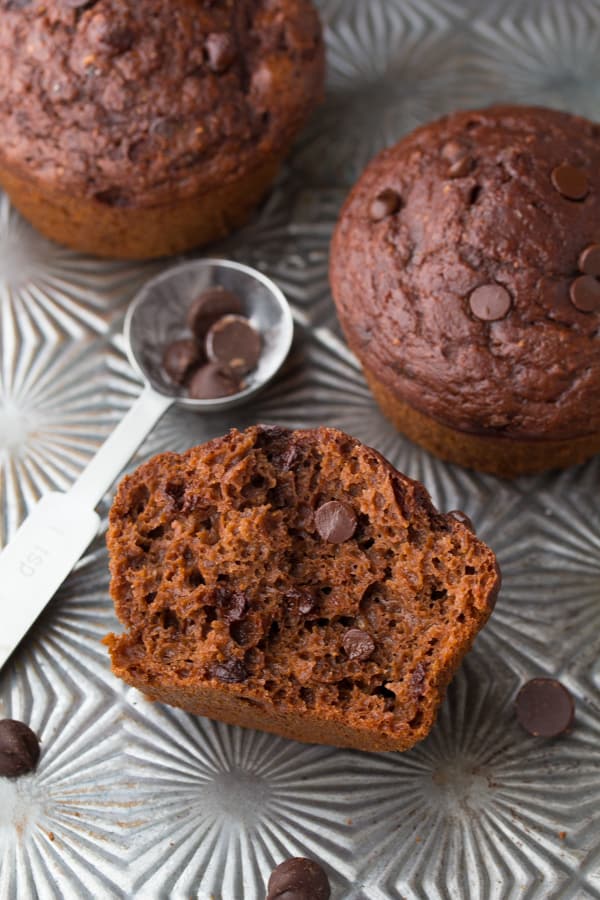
[330,106,600,477]
[105,425,499,752]
[0,0,324,259]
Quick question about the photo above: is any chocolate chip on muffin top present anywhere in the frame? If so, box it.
[331,106,600,442]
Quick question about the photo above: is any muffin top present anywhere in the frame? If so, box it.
[0,0,323,206]
[330,106,600,441]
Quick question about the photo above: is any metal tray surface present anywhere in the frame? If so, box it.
[1,1,600,897]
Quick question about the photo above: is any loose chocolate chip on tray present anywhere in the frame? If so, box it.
[0,719,40,777]
[206,314,262,375]
[209,659,248,684]
[315,500,357,543]
[469,284,512,321]
[205,32,237,73]
[186,286,243,340]
[569,275,600,313]
[342,628,375,661]
[266,857,331,900]
[187,363,241,400]
[162,338,203,385]
[369,188,401,222]
[515,678,574,738]
[578,244,600,277]
[550,164,589,200]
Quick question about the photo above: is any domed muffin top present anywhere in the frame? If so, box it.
[0,0,323,206]
[331,106,600,441]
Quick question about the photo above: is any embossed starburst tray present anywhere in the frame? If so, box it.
[1,2,600,898]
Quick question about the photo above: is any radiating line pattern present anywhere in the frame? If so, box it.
[2,0,600,897]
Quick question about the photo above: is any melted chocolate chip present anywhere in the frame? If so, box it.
[578,244,600,277]
[162,339,202,385]
[410,662,427,698]
[314,500,357,543]
[448,155,474,178]
[0,719,40,777]
[266,857,331,900]
[214,588,248,623]
[186,287,243,340]
[205,32,237,73]
[551,164,589,200]
[284,587,317,616]
[569,275,600,313]
[187,363,241,400]
[469,284,512,321]
[206,315,261,375]
[515,678,574,738]
[447,509,474,531]
[441,139,467,162]
[342,628,375,661]
[369,189,401,222]
[209,659,248,683]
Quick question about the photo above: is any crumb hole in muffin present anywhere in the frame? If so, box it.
[128,485,149,517]
[162,608,179,630]
[188,570,205,588]
[373,684,396,711]
[468,184,482,205]
[94,187,129,207]
[300,687,315,707]
[144,591,157,605]
[408,710,424,729]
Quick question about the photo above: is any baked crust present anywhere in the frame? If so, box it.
[330,105,600,455]
[0,0,324,256]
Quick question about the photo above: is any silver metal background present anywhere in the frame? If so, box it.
[1,1,600,897]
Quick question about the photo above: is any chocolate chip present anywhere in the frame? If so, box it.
[369,189,401,222]
[280,444,299,471]
[266,857,331,900]
[206,315,261,375]
[551,164,589,200]
[569,275,600,313]
[104,26,134,52]
[187,363,241,400]
[448,155,474,178]
[441,139,467,163]
[186,287,243,340]
[162,339,203,385]
[284,587,317,616]
[205,32,237,73]
[214,588,248,623]
[209,659,248,683]
[469,284,512,321]
[0,719,40,777]
[410,662,427,698]
[515,678,574,738]
[578,243,600,277]
[314,500,357,543]
[447,509,474,531]
[342,628,375,661]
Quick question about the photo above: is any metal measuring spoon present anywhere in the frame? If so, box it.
[0,259,293,669]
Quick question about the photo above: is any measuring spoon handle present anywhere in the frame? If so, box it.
[68,384,173,509]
